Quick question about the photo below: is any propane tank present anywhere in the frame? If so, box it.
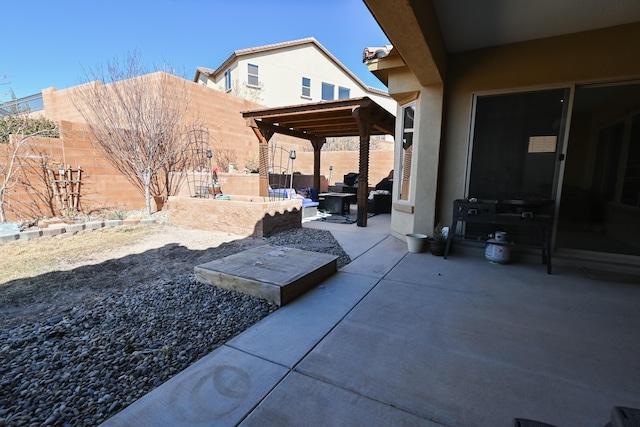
[485,231,512,263]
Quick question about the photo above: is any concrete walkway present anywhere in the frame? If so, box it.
[101,214,640,427]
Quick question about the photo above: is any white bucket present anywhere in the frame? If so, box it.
[406,233,428,253]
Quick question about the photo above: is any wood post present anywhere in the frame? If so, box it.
[250,126,273,197]
[311,138,326,191]
[354,110,372,227]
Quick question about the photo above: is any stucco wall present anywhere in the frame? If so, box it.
[439,22,640,226]
[168,195,302,237]
[209,42,397,114]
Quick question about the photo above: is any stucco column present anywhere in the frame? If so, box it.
[389,85,444,238]
[413,85,444,234]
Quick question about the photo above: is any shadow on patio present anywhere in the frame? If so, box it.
[102,213,640,427]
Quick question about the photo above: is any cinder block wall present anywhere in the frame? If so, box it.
[41,73,305,173]
[1,73,395,221]
[2,122,143,221]
[294,150,395,189]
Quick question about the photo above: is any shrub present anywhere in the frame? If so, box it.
[0,116,59,143]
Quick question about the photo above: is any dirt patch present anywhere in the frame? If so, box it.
[0,224,262,330]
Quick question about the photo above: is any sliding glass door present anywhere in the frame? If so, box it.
[556,83,640,257]
[468,83,640,259]
[469,89,568,201]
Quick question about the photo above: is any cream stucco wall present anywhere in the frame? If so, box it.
[376,22,640,241]
[390,84,444,239]
[439,22,640,228]
[205,43,397,114]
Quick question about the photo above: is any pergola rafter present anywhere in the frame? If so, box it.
[242,97,395,227]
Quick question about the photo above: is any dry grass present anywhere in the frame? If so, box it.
[0,226,158,285]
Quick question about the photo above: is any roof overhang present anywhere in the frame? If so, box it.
[241,97,395,140]
[363,0,640,86]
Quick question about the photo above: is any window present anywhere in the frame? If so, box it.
[224,70,231,92]
[302,77,311,97]
[338,86,350,100]
[321,82,334,101]
[247,64,259,86]
[398,102,415,201]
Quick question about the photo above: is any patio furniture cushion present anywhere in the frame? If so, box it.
[268,188,318,208]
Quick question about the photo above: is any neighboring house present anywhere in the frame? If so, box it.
[193,37,396,115]
[363,0,640,268]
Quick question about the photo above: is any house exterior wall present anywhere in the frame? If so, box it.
[205,42,397,114]
[440,22,640,227]
[377,22,640,240]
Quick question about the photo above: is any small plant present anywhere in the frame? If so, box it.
[60,207,80,221]
[245,154,259,173]
[431,223,447,242]
[100,207,126,220]
[428,223,447,256]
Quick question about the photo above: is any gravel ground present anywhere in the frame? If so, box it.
[0,226,350,427]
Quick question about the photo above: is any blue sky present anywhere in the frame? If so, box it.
[1,0,390,100]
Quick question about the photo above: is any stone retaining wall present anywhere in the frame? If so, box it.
[0,218,156,244]
[168,196,302,237]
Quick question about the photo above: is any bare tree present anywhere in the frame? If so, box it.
[0,74,8,101]
[72,52,198,214]
[211,146,238,173]
[0,119,58,222]
[230,79,263,104]
[323,136,390,151]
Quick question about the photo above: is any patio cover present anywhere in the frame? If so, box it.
[242,97,395,227]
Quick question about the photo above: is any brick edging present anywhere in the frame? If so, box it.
[0,218,157,245]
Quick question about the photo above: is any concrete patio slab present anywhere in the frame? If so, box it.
[303,211,390,260]
[338,234,407,278]
[240,371,444,427]
[295,272,640,426]
[100,346,288,427]
[326,229,388,260]
[227,271,379,368]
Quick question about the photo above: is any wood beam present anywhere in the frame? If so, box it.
[253,119,319,142]
[242,97,374,119]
